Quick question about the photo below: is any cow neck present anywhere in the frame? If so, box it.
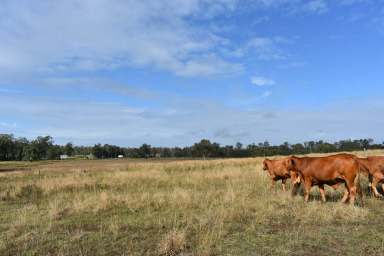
[358,158,371,169]
[292,156,307,172]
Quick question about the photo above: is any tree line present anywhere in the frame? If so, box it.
[0,134,383,161]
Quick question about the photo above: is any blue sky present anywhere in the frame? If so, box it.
[1,0,384,146]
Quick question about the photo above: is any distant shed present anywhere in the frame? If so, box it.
[60,154,69,160]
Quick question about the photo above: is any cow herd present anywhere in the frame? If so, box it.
[263,153,384,205]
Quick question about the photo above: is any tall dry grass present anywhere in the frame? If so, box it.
[0,150,383,255]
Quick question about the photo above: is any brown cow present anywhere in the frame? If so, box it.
[356,156,384,197]
[263,158,301,195]
[287,154,362,204]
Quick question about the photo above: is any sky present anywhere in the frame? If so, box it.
[0,0,384,147]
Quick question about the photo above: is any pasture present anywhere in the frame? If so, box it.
[1,151,384,255]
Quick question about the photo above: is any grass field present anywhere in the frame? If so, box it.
[1,151,384,255]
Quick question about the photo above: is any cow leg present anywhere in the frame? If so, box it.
[270,179,276,191]
[345,180,357,205]
[368,174,374,196]
[371,177,382,198]
[381,183,384,196]
[291,181,299,197]
[281,179,286,192]
[349,187,357,205]
[341,186,349,203]
[319,184,326,203]
[303,180,312,202]
[374,173,384,198]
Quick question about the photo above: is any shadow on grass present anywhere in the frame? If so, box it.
[286,181,377,205]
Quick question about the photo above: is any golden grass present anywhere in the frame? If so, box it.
[158,229,186,256]
[0,150,384,255]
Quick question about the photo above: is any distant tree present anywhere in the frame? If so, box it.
[74,146,92,156]
[0,134,15,160]
[92,144,104,159]
[64,142,75,156]
[291,143,304,155]
[138,144,152,158]
[221,145,234,157]
[23,144,39,161]
[14,137,29,161]
[304,141,315,153]
[1,133,384,161]
[34,136,54,159]
[47,145,62,160]
[161,148,172,158]
[361,138,373,150]
[21,136,53,161]
[279,142,291,155]
[173,147,187,158]
[263,141,270,148]
[191,139,220,158]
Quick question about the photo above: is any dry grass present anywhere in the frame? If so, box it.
[158,229,186,256]
[0,150,384,255]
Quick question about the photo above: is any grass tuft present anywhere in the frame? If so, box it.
[158,229,186,256]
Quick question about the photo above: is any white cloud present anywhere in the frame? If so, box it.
[0,122,17,129]
[0,0,240,77]
[0,88,22,94]
[248,37,274,48]
[40,76,159,100]
[251,0,328,14]
[246,36,289,60]
[303,0,328,14]
[339,0,371,5]
[2,93,384,146]
[251,76,276,86]
[0,0,370,80]
[262,90,272,97]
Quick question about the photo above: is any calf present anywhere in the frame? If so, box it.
[287,154,362,204]
[263,158,301,195]
[356,156,384,197]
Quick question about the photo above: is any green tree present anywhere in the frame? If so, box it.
[35,136,54,159]
[14,137,29,160]
[92,144,104,159]
[0,134,15,160]
[47,145,62,160]
[138,144,152,158]
[64,142,75,156]
[23,144,39,161]
[191,139,219,158]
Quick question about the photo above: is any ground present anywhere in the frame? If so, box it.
[1,151,384,256]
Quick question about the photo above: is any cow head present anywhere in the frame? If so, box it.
[262,159,270,171]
